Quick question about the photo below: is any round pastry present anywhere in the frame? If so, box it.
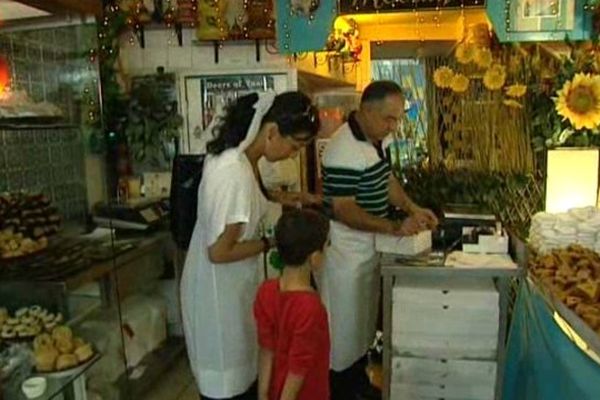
[52,326,73,342]
[31,323,42,335]
[55,354,78,371]
[34,334,54,352]
[21,315,35,325]
[42,313,55,324]
[15,324,28,333]
[35,347,58,372]
[73,337,85,348]
[1,327,16,339]
[74,343,94,363]
[44,322,57,332]
[18,327,35,338]
[6,317,19,326]
[55,337,74,354]
[29,305,42,316]
[15,308,29,318]
[54,313,63,324]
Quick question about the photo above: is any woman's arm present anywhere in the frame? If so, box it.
[258,347,274,400]
[208,223,268,264]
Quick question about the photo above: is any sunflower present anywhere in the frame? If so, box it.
[455,43,477,64]
[483,64,507,91]
[433,66,455,89]
[503,99,523,109]
[555,73,600,130]
[450,73,470,93]
[474,47,493,69]
[505,84,527,98]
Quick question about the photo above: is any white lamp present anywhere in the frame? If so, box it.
[545,148,600,213]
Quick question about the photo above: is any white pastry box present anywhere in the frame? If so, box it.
[391,357,497,400]
[392,278,499,359]
[376,230,432,255]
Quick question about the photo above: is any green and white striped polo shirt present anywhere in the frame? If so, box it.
[322,113,391,218]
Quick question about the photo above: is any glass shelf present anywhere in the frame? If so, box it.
[4,354,101,400]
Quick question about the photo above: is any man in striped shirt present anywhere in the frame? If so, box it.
[319,81,438,400]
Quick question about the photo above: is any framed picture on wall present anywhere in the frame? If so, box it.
[512,0,575,32]
[181,72,290,154]
[487,0,591,42]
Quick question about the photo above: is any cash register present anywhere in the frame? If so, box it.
[93,197,169,231]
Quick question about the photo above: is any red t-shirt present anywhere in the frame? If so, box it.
[254,279,330,400]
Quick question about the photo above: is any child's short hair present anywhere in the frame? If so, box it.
[275,209,330,267]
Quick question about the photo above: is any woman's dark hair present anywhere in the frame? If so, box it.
[207,91,320,155]
[275,209,330,267]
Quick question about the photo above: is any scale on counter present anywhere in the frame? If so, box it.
[93,198,169,231]
[439,204,498,250]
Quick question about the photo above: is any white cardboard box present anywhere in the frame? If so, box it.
[375,230,432,255]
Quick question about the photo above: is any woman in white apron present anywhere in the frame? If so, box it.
[180,92,320,400]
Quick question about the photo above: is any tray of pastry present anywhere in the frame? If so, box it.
[0,237,137,282]
[0,306,64,343]
[33,325,96,377]
[0,192,62,261]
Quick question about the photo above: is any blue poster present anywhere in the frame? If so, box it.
[276,0,337,53]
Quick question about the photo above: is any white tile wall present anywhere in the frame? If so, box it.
[120,27,288,75]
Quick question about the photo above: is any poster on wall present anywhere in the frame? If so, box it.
[487,0,590,42]
[196,0,275,41]
[512,0,575,32]
[182,73,289,154]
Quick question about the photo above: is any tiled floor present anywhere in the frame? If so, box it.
[145,355,198,400]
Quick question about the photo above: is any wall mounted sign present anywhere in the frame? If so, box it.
[339,0,485,14]
[487,0,592,42]
[277,0,337,53]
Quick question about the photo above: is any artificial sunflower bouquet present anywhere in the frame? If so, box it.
[434,41,529,107]
[526,42,600,151]
[434,39,600,152]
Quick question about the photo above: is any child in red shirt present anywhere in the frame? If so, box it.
[254,210,331,400]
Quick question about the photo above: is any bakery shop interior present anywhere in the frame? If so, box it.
[1,1,600,400]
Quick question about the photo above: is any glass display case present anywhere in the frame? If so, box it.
[0,19,180,400]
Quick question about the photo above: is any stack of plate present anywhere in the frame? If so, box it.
[530,207,600,254]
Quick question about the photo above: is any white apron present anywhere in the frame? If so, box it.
[181,151,268,398]
[319,220,380,372]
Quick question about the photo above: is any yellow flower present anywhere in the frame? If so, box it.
[483,64,507,91]
[450,73,470,93]
[474,47,493,69]
[455,43,476,64]
[555,73,600,130]
[433,66,455,89]
[505,84,527,98]
[503,99,523,109]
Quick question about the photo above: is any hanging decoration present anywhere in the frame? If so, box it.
[196,0,275,41]
[277,0,336,53]
[324,17,362,61]
[339,0,484,14]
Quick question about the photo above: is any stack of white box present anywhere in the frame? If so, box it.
[391,278,499,400]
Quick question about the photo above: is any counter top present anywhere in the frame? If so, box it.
[381,251,524,279]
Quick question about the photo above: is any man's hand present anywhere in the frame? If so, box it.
[388,216,421,237]
[411,207,439,230]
